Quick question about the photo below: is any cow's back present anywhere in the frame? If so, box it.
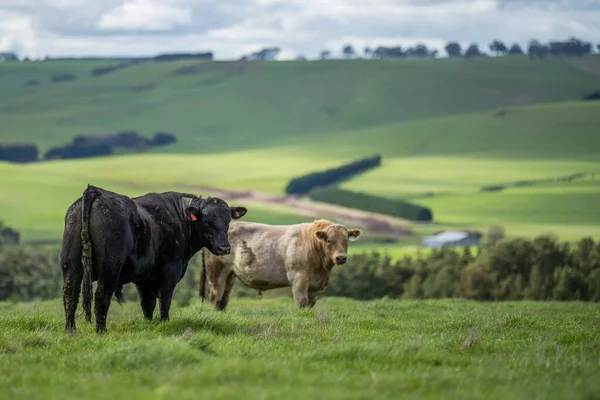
[219,221,307,289]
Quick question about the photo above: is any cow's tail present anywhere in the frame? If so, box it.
[81,184,99,323]
[199,248,207,302]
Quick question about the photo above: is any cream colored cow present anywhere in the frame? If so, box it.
[200,219,362,310]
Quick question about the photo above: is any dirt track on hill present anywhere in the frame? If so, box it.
[120,181,414,238]
[176,184,415,238]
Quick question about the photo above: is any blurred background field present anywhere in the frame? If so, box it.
[1,55,600,246]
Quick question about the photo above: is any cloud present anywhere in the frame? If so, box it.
[0,0,599,59]
[97,0,192,32]
[0,10,38,55]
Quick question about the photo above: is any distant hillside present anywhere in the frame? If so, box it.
[301,100,600,160]
[1,57,600,243]
[1,56,599,154]
[1,100,599,242]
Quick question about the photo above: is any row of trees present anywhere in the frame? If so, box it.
[308,187,433,222]
[0,52,213,63]
[0,131,177,163]
[481,172,594,193]
[285,154,382,195]
[3,37,598,64]
[325,235,600,301]
[1,234,598,303]
[0,144,38,163]
[322,37,599,60]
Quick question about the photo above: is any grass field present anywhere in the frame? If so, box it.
[1,57,600,244]
[0,298,599,399]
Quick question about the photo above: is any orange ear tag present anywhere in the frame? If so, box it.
[191,214,197,221]
[233,210,240,217]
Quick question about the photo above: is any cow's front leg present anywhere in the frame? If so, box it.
[291,274,310,308]
[308,290,321,308]
[159,285,175,321]
[158,263,180,321]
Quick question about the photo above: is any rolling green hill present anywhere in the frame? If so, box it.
[1,99,599,242]
[308,100,600,160]
[1,56,599,154]
[1,56,599,243]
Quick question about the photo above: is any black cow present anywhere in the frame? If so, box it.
[61,184,247,333]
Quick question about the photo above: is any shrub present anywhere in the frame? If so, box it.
[51,73,76,83]
[582,90,600,101]
[151,131,177,146]
[486,225,505,246]
[91,63,130,77]
[0,221,20,247]
[308,187,433,222]
[0,245,61,301]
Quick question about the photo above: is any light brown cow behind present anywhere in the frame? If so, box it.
[200,219,362,310]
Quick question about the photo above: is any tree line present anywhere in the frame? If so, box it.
[0,131,176,163]
[326,235,600,302]
[2,234,598,303]
[44,130,176,160]
[3,37,598,64]
[322,37,598,60]
[481,171,596,193]
[285,154,382,195]
[308,187,433,222]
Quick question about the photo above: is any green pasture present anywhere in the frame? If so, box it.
[1,298,599,400]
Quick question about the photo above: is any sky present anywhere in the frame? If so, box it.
[1,0,600,60]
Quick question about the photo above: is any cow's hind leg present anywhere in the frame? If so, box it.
[93,250,124,333]
[60,212,84,333]
[216,272,236,311]
[62,259,83,333]
[207,260,230,311]
[135,283,157,320]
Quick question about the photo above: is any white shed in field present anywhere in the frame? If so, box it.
[422,231,480,248]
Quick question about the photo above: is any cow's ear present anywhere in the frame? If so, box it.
[348,229,362,242]
[185,206,201,222]
[315,230,328,241]
[230,206,247,219]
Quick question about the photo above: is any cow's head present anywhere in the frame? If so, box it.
[185,198,247,256]
[315,224,362,266]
